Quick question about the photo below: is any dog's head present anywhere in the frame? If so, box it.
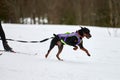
[78,27,92,39]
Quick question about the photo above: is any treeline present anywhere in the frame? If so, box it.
[0,0,120,27]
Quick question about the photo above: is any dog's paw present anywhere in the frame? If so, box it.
[56,55,63,61]
[73,46,78,50]
[59,59,63,61]
[87,53,91,56]
[45,54,48,58]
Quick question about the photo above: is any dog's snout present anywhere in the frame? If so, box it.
[86,33,92,39]
[89,34,92,38]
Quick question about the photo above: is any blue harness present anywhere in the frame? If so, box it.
[58,32,81,45]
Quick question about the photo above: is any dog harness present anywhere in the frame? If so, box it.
[58,32,81,45]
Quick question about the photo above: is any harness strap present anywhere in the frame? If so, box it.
[60,40,67,45]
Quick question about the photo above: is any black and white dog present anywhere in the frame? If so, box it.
[45,27,92,61]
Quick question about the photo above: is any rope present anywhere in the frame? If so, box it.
[7,39,40,43]
[0,37,53,43]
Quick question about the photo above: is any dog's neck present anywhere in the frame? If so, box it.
[76,31,83,38]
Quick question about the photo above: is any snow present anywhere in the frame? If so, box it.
[0,24,120,80]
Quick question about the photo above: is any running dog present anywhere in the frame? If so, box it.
[45,27,92,61]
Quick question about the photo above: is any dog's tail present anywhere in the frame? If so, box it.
[40,37,54,42]
[40,34,56,42]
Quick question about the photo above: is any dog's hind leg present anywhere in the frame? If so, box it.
[45,50,51,58]
[56,44,63,61]
[45,38,57,58]
[45,45,55,58]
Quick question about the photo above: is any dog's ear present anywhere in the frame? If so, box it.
[81,27,83,29]
[83,27,87,29]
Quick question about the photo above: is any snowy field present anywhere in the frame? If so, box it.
[0,24,120,80]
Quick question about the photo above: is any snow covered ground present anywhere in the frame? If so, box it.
[0,24,120,80]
